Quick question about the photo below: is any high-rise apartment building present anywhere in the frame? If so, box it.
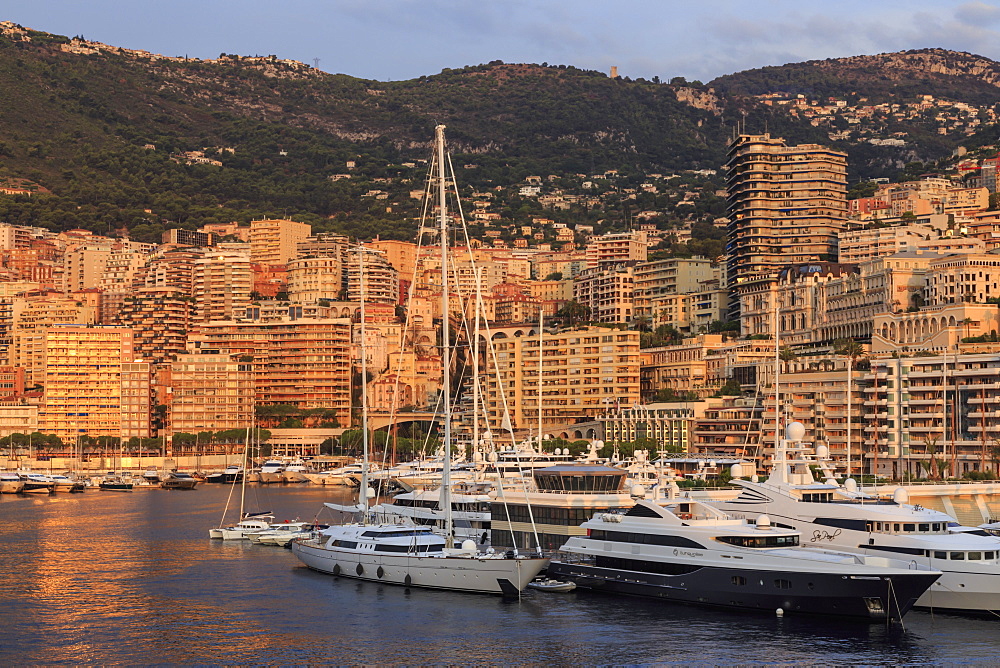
[192,318,352,427]
[117,287,193,367]
[249,219,311,266]
[346,249,399,304]
[39,325,143,441]
[167,351,254,436]
[483,326,640,432]
[725,134,848,292]
[192,250,252,322]
[585,231,648,268]
[287,256,344,303]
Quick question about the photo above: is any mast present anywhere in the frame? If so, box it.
[436,124,455,547]
[472,266,481,454]
[772,294,780,475]
[358,244,370,518]
[537,307,543,446]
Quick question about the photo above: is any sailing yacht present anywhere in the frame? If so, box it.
[209,428,272,539]
[293,125,548,594]
[714,422,1000,614]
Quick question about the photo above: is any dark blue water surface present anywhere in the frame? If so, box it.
[1,484,999,665]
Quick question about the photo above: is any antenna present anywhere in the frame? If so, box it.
[313,58,320,69]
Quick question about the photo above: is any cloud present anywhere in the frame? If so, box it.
[955,1,1000,26]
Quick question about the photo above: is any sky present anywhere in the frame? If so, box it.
[7,1,1000,83]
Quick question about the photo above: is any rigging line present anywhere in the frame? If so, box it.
[379,156,437,469]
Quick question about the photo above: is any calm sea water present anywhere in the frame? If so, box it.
[1,484,999,665]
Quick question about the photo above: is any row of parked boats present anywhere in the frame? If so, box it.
[0,469,199,493]
[232,421,1000,623]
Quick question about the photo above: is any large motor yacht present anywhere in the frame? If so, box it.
[549,495,940,621]
[714,422,1000,614]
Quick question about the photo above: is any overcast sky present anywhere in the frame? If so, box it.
[8,1,1000,82]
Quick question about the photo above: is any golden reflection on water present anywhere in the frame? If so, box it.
[2,486,999,664]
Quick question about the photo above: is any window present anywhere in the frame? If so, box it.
[732,576,747,586]
[774,579,793,589]
[951,552,965,560]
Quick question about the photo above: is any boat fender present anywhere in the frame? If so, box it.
[356,563,364,576]
[404,574,412,587]
[377,566,385,579]
[333,564,341,576]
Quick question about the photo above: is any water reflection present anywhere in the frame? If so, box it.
[1,486,999,664]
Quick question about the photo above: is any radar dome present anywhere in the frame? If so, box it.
[630,484,646,498]
[844,478,858,493]
[461,539,477,551]
[785,422,806,442]
[365,486,376,499]
[815,443,829,459]
[757,514,772,529]
[893,487,909,504]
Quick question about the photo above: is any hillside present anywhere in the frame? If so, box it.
[0,23,998,243]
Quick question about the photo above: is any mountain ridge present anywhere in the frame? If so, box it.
[0,22,998,243]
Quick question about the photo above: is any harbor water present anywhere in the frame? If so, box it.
[1,485,1000,665]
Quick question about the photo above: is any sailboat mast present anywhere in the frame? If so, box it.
[537,307,543,445]
[358,244,370,516]
[436,124,455,546]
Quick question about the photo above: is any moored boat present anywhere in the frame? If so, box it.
[0,471,24,494]
[98,475,134,491]
[18,472,55,494]
[714,422,1000,615]
[550,496,940,621]
[49,474,86,493]
[160,471,199,490]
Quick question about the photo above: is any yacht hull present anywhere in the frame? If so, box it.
[0,480,24,494]
[259,472,283,484]
[292,540,547,595]
[548,561,937,621]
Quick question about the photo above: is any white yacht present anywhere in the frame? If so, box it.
[209,512,276,540]
[293,125,549,596]
[49,474,86,493]
[294,516,547,595]
[550,496,940,621]
[18,472,55,494]
[249,521,324,546]
[371,484,493,545]
[714,422,1000,615]
[281,461,312,484]
[258,460,285,484]
[0,471,24,494]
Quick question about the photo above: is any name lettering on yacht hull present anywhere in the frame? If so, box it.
[811,529,842,542]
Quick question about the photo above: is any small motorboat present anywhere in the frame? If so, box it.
[161,471,199,490]
[99,476,134,492]
[527,579,577,593]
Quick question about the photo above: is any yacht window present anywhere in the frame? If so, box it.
[774,579,792,589]
[987,552,996,560]
[951,552,965,560]
[717,535,799,548]
[918,524,929,532]
[934,551,947,559]
[732,576,747,586]
[893,524,901,532]
[331,540,358,549]
[903,524,915,532]
[932,523,941,531]
[969,552,982,561]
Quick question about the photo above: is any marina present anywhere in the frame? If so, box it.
[1,484,1000,664]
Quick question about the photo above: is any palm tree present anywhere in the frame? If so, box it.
[961,317,974,341]
[778,346,798,374]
